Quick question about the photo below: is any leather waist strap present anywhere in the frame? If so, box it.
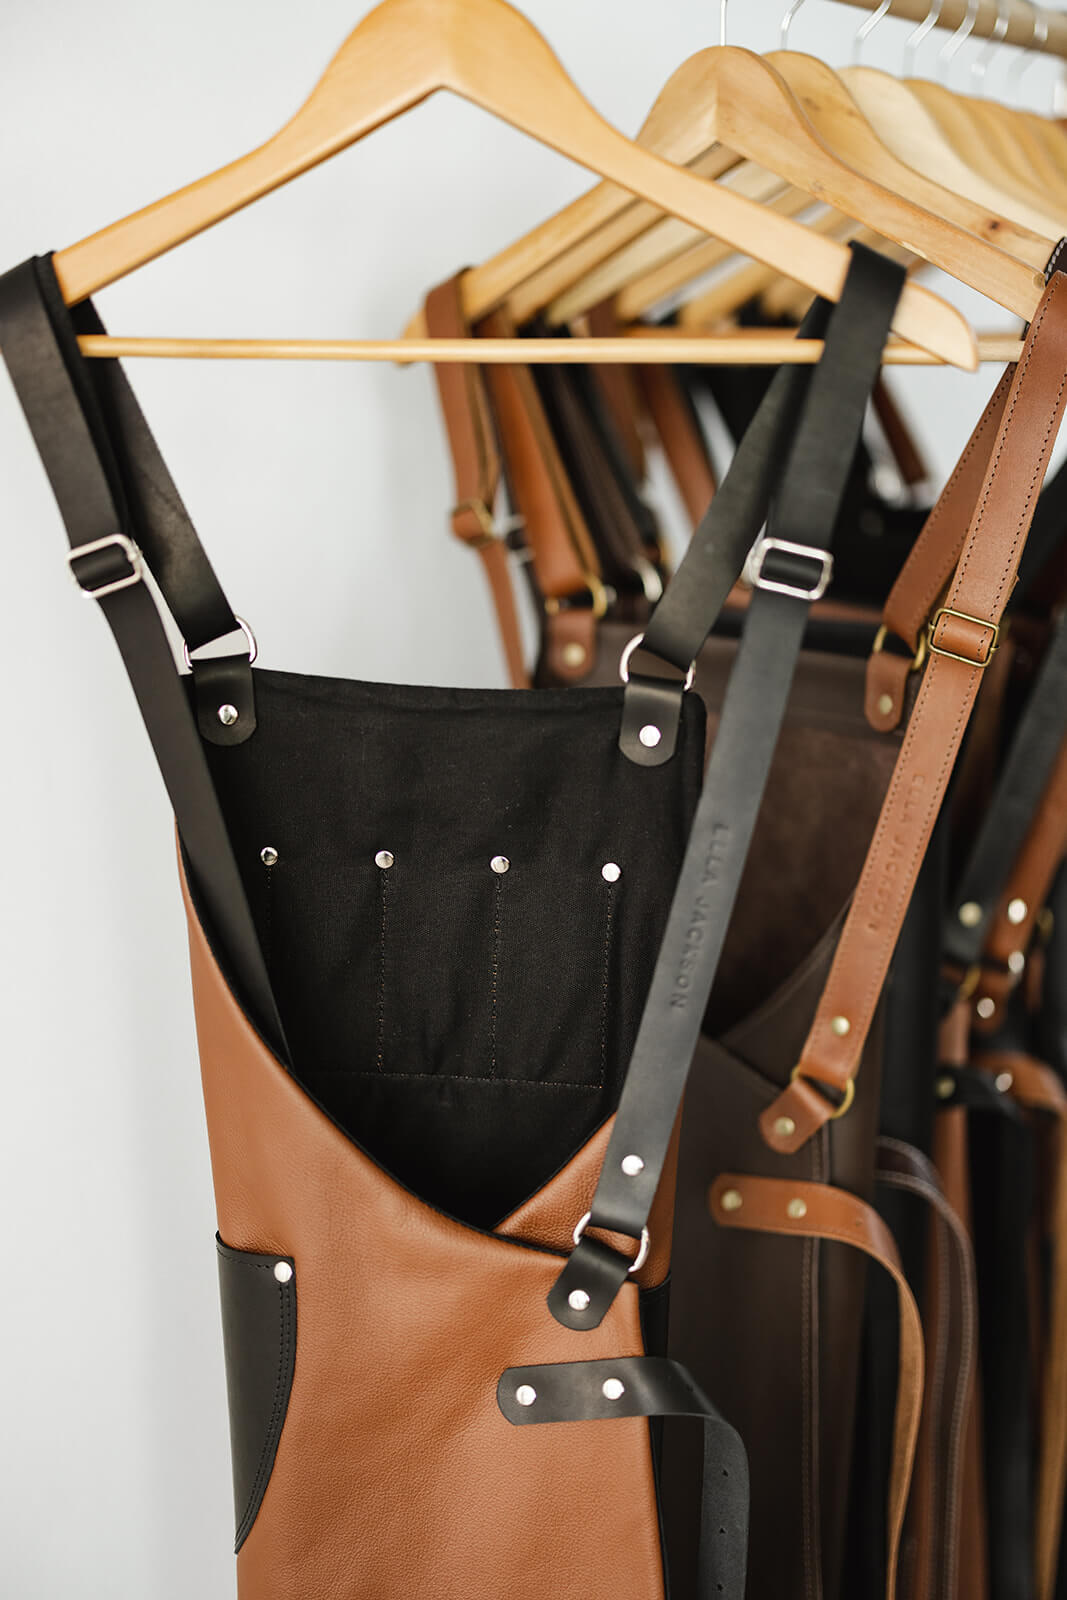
[710,1174,924,1600]
[764,272,1067,1155]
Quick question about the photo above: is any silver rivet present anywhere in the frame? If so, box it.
[774,1116,796,1139]
[602,862,622,883]
[935,1074,956,1100]
[273,1261,293,1284]
[621,1154,645,1177]
[568,1289,591,1312]
[786,1198,808,1220]
[515,1384,537,1407]
[976,996,996,1020]
[831,1015,851,1038]
[217,703,239,727]
[720,1188,743,1213]
[490,855,510,874]
[375,850,394,870]
[877,693,894,717]
[602,1378,626,1401]
[561,641,587,669]
[1008,898,1028,925]
[260,846,278,868]
[1008,951,1026,976]
[995,1071,1014,1093]
[958,901,983,928]
[639,724,662,749]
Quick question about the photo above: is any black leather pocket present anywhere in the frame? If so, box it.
[216,1235,297,1552]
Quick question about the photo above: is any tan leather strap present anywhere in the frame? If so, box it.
[872,375,930,490]
[636,361,717,530]
[425,276,529,689]
[973,1052,1067,1600]
[973,730,1067,1031]
[476,307,605,683]
[763,275,1067,1155]
[709,1173,924,1600]
[865,369,1013,732]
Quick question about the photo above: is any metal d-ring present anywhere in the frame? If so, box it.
[182,615,258,670]
[619,632,696,691]
[572,1211,652,1274]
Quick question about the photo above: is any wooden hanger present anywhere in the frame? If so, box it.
[843,64,1064,238]
[618,47,1048,330]
[44,0,973,368]
[907,76,1067,221]
[427,42,1041,341]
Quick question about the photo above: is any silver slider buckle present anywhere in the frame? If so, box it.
[743,536,833,603]
[67,534,144,600]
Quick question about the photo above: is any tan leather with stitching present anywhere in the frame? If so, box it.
[973,731,1067,1030]
[974,1053,1067,1600]
[181,880,667,1600]
[477,307,602,601]
[636,363,717,530]
[426,277,529,690]
[763,276,1067,1154]
[585,300,646,483]
[709,1173,923,1600]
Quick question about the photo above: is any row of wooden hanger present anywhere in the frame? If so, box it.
[43,0,1067,370]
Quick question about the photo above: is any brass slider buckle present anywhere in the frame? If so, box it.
[928,607,999,668]
[790,1063,855,1120]
[67,533,144,601]
[451,497,498,549]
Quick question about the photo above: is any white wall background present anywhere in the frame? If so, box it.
[0,3,1063,1594]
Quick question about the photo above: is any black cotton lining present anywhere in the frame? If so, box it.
[201,668,704,1227]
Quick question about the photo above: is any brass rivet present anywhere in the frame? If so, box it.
[1008,898,1028,925]
[260,846,279,868]
[958,901,983,928]
[831,1015,851,1037]
[217,703,239,726]
[877,693,894,716]
[786,1198,808,1220]
[976,996,996,1020]
[995,1071,1014,1094]
[720,1188,743,1213]
[561,641,587,669]
[774,1116,796,1139]
[935,1073,956,1100]
[1007,951,1025,976]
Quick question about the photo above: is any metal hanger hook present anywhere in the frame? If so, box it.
[939,0,979,80]
[972,0,1010,84]
[779,0,808,50]
[903,0,944,76]
[720,0,728,47]
[1006,2,1048,96]
[853,0,894,66]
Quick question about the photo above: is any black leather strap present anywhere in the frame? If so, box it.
[0,255,286,1058]
[498,1355,748,1600]
[551,245,905,1330]
[943,607,1067,974]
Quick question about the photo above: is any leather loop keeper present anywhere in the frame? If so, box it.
[710,1173,924,1600]
[425,275,529,689]
[765,274,1067,1153]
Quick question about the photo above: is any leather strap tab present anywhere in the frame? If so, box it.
[710,1174,924,1600]
[636,361,717,528]
[765,274,1067,1153]
[498,1354,748,1600]
[425,276,529,689]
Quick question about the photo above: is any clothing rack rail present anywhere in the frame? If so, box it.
[831,0,1067,57]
